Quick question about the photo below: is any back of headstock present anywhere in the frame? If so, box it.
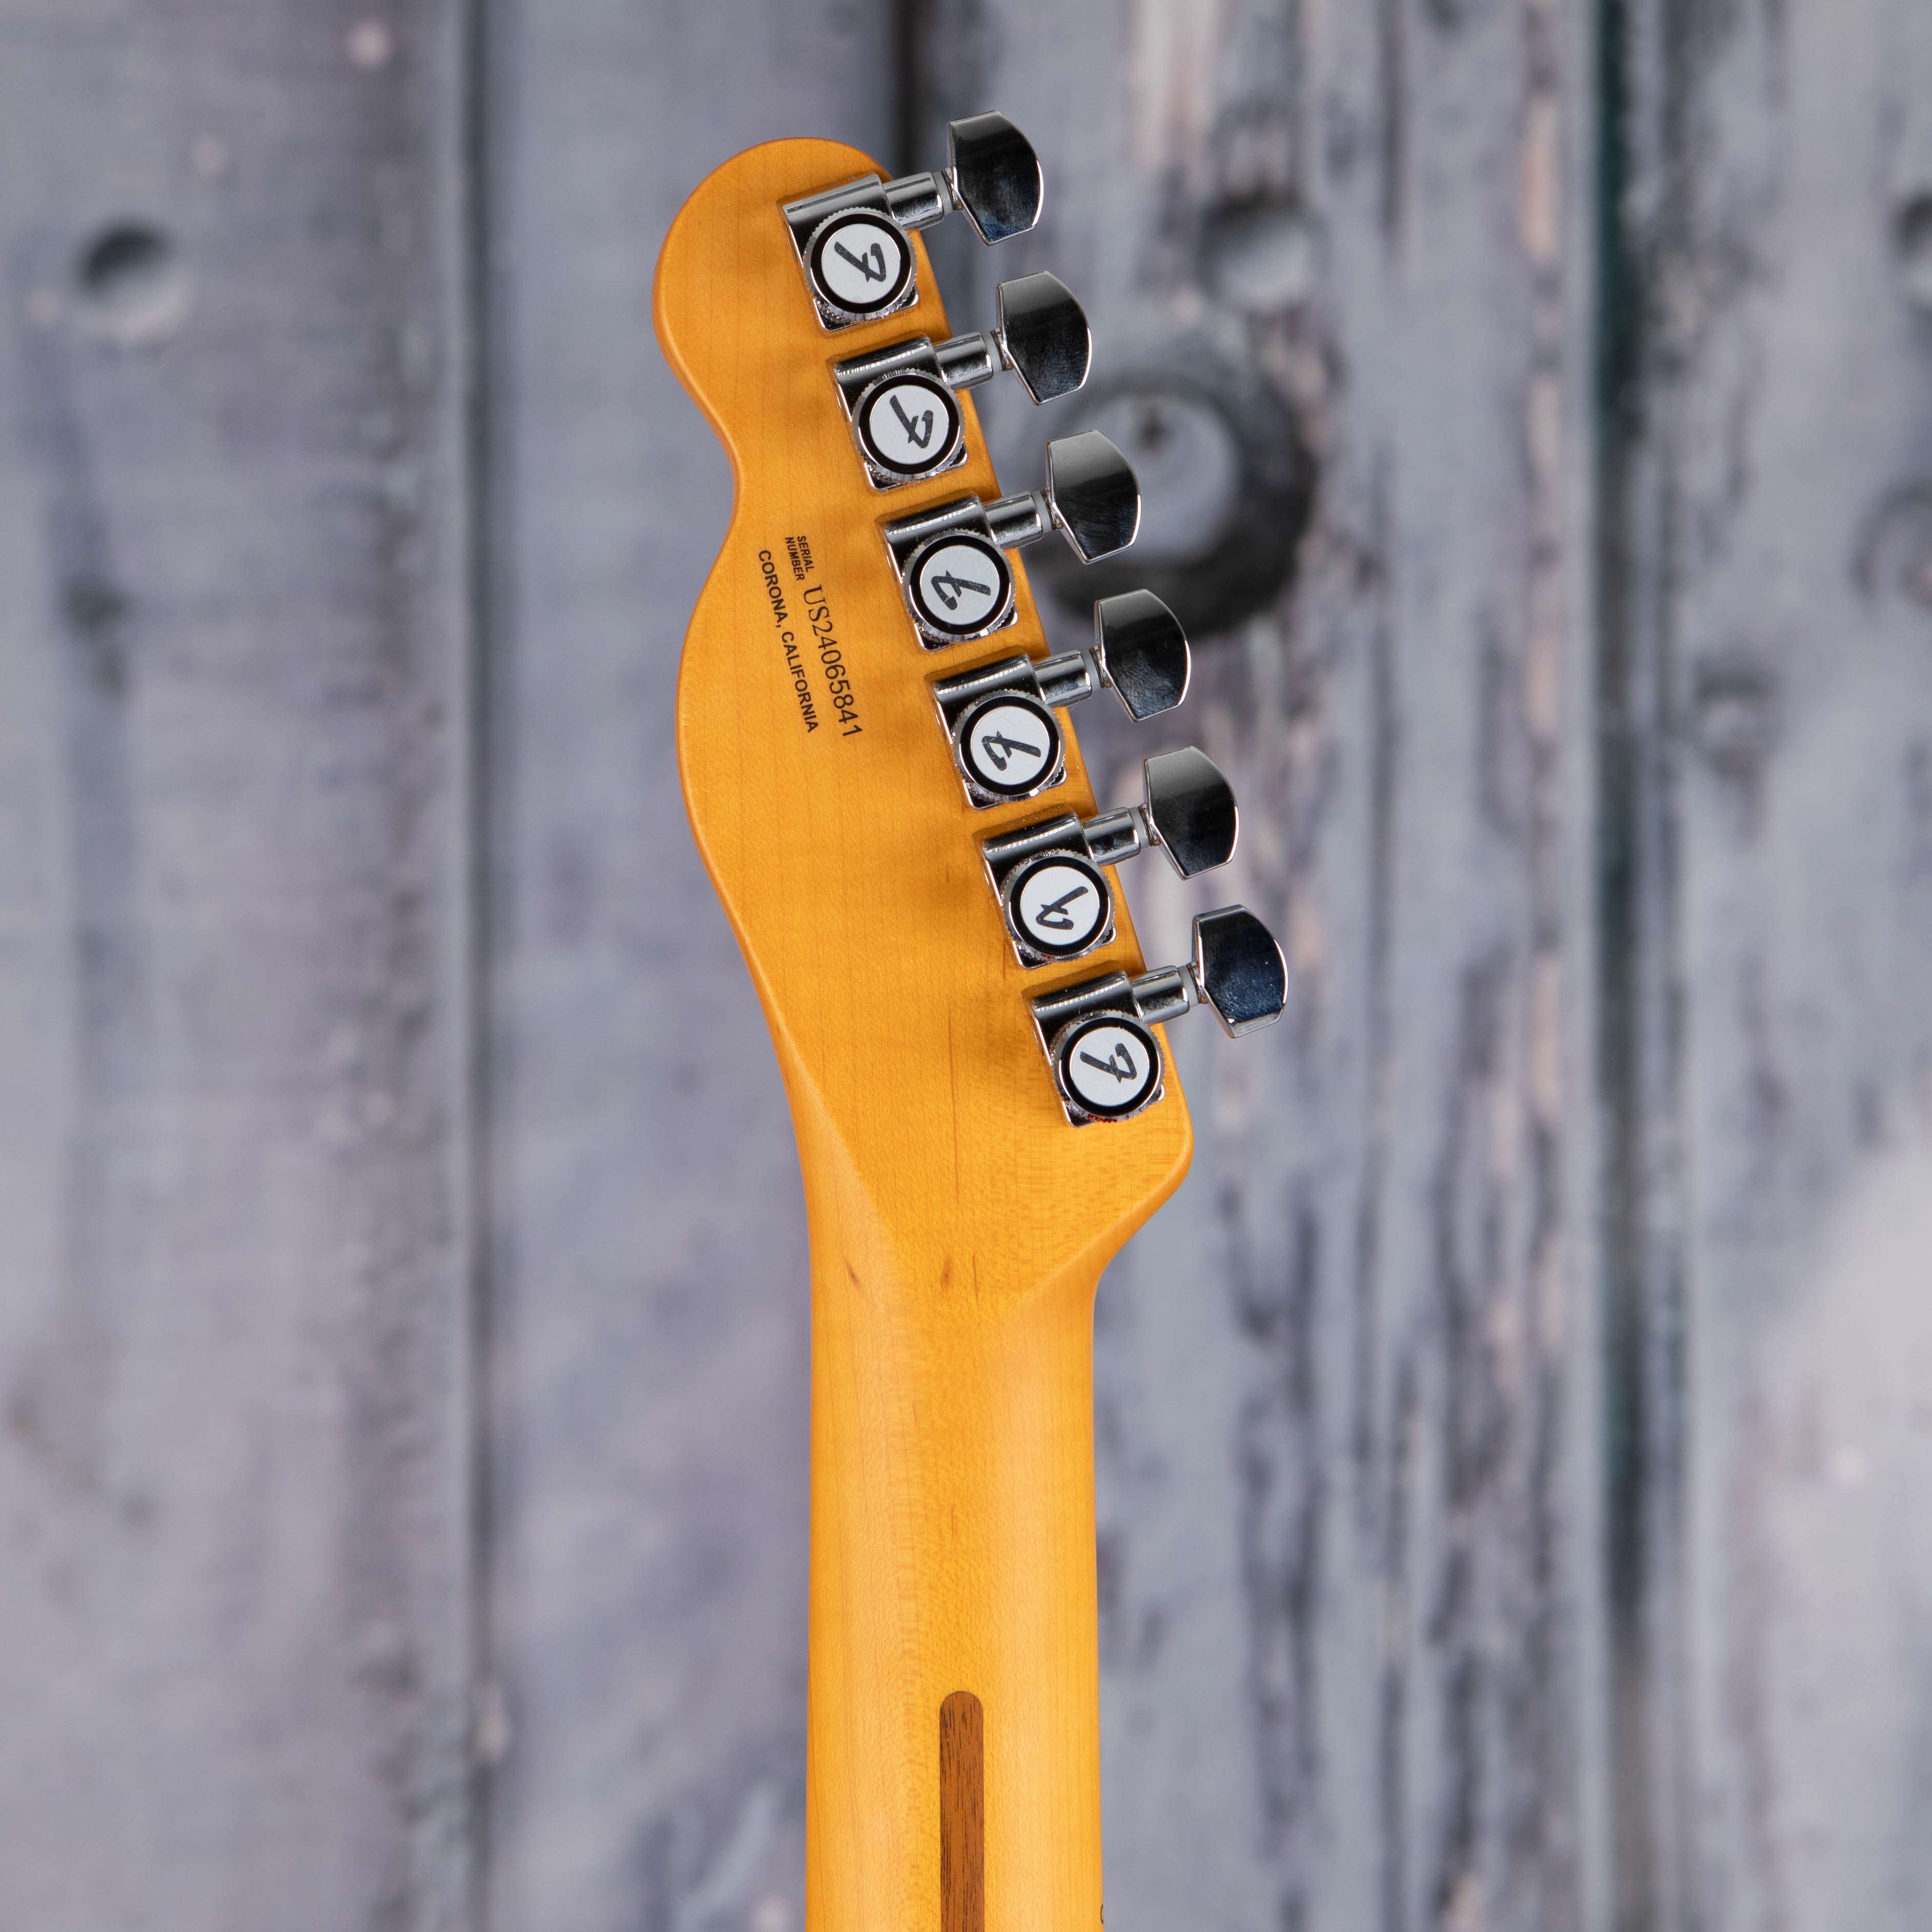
[653,119,1286,1932]
[654,125,1283,1307]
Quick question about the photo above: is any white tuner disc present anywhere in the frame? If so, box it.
[857,373,961,477]
[957,694,1058,797]
[1057,1015,1161,1120]
[809,210,913,316]
[910,533,1012,639]
[1009,854,1109,957]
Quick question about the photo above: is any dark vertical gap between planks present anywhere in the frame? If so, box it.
[466,0,509,1923]
[1595,0,1690,1926]
[1593,0,1652,1918]
[940,1692,985,1932]
[1360,452,1407,1932]
[1375,0,1404,246]
[20,301,136,1500]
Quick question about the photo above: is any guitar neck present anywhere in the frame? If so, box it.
[801,1138,1109,1932]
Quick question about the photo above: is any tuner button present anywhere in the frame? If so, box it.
[996,272,1092,404]
[1191,907,1288,1036]
[1044,431,1141,562]
[1143,748,1238,878]
[854,371,964,479]
[1094,590,1190,719]
[1026,590,1190,723]
[927,274,1092,412]
[947,113,1043,243]
[955,691,1064,798]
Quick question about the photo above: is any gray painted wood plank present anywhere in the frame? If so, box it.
[1606,3,1932,1928]
[914,5,1605,1929]
[0,4,474,1928]
[478,8,894,1931]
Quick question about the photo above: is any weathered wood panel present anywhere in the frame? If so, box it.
[478,9,893,1932]
[0,4,473,1929]
[912,4,1604,1929]
[1604,3,1932,1928]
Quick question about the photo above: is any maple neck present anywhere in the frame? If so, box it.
[801,1141,1110,1932]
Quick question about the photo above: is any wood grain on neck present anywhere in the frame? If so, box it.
[797,1119,1136,1932]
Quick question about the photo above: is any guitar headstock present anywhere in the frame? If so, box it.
[654,123,1285,1304]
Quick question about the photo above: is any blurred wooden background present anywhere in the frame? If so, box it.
[4,2,1931,1929]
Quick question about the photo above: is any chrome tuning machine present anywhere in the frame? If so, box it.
[884,432,1141,648]
[833,273,1092,489]
[1031,908,1287,1125]
[930,592,1190,809]
[783,113,1042,331]
[981,749,1237,966]
[1035,589,1190,720]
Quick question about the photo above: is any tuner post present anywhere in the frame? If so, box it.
[1030,590,1192,721]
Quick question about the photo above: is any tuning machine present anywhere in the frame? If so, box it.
[833,273,1092,489]
[1031,908,1286,1125]
[930,593,1190,809]
[1034,589,1190,720]
[783,113,1042,331]
[981,749,1237,965]
[884,433,1140,648]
